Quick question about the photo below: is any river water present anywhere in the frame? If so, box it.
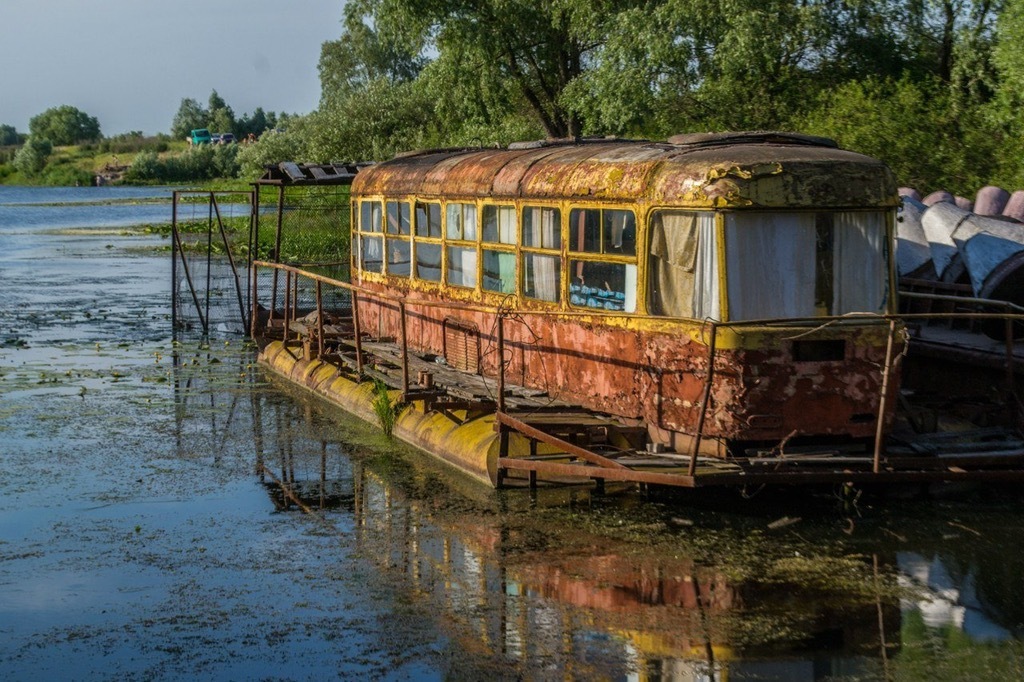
[1,185,1024,681]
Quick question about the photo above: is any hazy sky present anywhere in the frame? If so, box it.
[0,0,345,136]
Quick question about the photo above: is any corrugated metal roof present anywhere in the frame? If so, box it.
[351,134,898,209]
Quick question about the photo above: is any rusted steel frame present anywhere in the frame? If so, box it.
[498,457,1024,488]
[352,290,364,376]
[498,457,694,487]
[283,269,292,343]
[250,184,259,332]
[250,263,259,338]
[496,411,629,470]
[171,190,178,331]
[690,468,1024,486]
[170,193,207,333]
[496,314,506,413]
[399,301,410,398]
[899,290,1024,315]
[270,185,285,318]
[873,318,897,473]
[316,280,324,357]
[204,193,214,334]
[211,194,249,331]
[292,268,299,335]
[689,321,718,476]
[253,261,499,315]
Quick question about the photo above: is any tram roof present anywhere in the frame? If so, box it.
[351,132,899,209]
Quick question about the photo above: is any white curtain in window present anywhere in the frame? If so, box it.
[726,213,816,320]
[649,212,719,319]
[499,206,516,243]
[833,212,887,313]
[523,207,559,301]
[693,214,719,319]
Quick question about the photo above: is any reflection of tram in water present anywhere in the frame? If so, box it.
[246,389,898,680]
[256,132,1024,489]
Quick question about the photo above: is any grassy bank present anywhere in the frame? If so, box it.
[0,136,248,187]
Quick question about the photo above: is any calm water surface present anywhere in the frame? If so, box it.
[1,186,1023,681]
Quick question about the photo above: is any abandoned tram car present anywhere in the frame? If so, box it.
[350,132,900,457]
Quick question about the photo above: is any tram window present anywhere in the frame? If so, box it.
[723,211,887,320]
[483,250,515,294]
[387,238,411,277]
[415,202,442,238]
[386,201,410,235]
[415,242,442,282]
[446,203,478,241]
[522,206,561,249]
[569,261,636,313]
[648,211,719,319]
[523,253,561,303]
[360,201,383,233]
[447,246,477,288]
[483,205,516,244]
[569,208,635,255]
[359,235,383,273]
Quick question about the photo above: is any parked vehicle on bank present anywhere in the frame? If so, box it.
[189,128,211,145]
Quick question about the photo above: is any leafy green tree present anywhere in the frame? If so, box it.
[237,107,271,138]
[28,106,100,146]
[799,75,1005,194]
[13,137,53,176]
[207,90,235,135]
[171,98,207,138]
[0,124,19,146]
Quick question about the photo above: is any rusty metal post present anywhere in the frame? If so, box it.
[316,280,324,358]
[399,301,409,398]
[250,263,259,338]
[204,193,214,334]
[171,190,178,331]
[497,313,506,414]
[283,269,292,344]
[873,318,898,473]
[689,322,718,476]
[170,195,207,333]
[270,184,284,317]
[211,196,248,332]
[352,291,363,377]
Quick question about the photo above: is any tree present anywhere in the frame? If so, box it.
[171,98,207,139]
[207,90,235,134]
[28,106,101,146]
[13,137,53,176]
[332,0,601,139]
[0,124,19,146]
[237,107,270,138]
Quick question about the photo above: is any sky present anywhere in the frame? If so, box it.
[0,0,345,136]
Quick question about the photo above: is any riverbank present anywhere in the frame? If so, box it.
[0,139,250,188]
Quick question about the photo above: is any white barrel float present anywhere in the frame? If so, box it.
[921,202,971,281]
[896,196,934,278]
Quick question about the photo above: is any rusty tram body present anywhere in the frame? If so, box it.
[255,133,1024,490]
[351,133,897,452]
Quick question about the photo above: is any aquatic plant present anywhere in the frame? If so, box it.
[371,379,402,438]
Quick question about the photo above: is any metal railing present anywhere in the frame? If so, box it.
[251,261,1024,482]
